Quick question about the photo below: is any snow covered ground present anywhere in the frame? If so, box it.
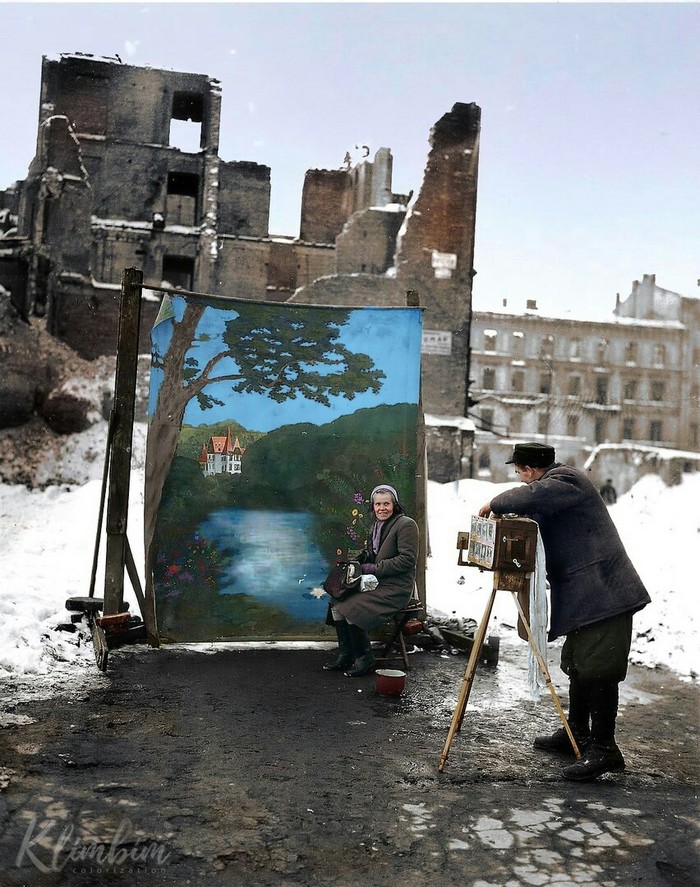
[0,419,697,683]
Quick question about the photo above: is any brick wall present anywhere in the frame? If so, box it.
[218,161,270,237]
[335,208,404,275]
[299,170,352,243]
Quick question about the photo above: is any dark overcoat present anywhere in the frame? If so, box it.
[489,463,650,640]
[333,513,418,631]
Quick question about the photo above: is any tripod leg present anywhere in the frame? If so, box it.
[511,591,581,759]
[438,587,496,772]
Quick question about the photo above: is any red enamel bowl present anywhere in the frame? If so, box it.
[375,669,407,697]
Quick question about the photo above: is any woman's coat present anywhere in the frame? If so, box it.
[333,512,418,631]
[489,463,650,640]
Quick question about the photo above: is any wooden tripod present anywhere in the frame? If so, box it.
[438,570,582,772]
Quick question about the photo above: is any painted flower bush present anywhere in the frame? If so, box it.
[154,531,230,601]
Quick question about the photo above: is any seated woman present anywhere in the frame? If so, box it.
[323,484,419,677]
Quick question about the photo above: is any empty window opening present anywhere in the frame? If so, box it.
[162,255,195,290]
[624,379,638,401]
[478,451,491,470]
[567,415,579,437]
[539,335,554,359]
[596,338,607,363]
[651,380,665,402]
[170,92,204,152]
[596,376,609,405]
[167,172,200,226]
[595,418,608,444]
[480,408,494,431]
[482,367,496,390]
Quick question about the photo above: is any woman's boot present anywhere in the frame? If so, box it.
[322,620,354,671]
[344,624,376,677]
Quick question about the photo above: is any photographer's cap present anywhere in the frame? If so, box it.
[506,442,556,467]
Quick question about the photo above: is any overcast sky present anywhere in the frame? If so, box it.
[2,2,698,320]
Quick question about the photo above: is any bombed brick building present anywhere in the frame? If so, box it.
[0,53,480,481]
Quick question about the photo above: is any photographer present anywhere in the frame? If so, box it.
[479,443,650,781]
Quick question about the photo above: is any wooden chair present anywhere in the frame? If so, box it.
[375,586,424,670]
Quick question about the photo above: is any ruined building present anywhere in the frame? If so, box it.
[0,53,480,481]
[469,274,700,490]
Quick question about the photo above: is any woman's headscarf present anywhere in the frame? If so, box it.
[370,484,399,506]
[369,484,404,552]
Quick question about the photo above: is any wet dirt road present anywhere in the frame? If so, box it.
[0,641,698,886]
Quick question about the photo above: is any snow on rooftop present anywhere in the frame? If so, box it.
[475,304,686,328]
[583,442,700,469]
[424,414,476,431]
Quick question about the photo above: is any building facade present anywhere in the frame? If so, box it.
[469,275,700,486]
[0,53,481,482]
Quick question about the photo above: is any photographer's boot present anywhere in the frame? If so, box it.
[344,624,376,677]
[563,681,625,781]
[322,620,354,671]
[534,675,591,755]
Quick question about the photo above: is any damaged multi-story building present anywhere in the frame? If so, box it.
[0,52,480,482]
[469,274,700,491]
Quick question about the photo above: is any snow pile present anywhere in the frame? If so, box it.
[0,474,146,676]
[0,439,697,681]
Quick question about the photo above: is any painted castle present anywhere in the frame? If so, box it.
[198,428,246,477]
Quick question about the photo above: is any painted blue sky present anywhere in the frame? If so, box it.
[2,3,698,321]
[149,296,422,432]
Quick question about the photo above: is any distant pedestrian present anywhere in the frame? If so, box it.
[599,478,617,505]
[478,443,650,781]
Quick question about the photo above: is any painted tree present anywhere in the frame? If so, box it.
[144,296,386,626]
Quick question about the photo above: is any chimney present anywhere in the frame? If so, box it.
[526,299,538,311]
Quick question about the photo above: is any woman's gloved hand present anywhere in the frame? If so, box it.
[360,575,379,593]
[361,563,376,575]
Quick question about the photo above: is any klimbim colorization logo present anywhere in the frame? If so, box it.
[16,815,171,874]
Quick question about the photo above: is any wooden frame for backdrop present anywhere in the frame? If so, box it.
[100,268,427,652]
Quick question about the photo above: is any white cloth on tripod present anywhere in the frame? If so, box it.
[527,531,549,699]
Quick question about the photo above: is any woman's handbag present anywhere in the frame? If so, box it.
[322,560,363,601]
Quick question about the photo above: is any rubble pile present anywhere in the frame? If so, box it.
[0,293,117,487]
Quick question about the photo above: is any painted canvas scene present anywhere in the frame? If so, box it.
[146,294,422,642]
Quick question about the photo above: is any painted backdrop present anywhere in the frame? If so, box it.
[145,294,422,642]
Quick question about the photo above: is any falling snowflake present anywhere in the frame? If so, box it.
[309,587,327,599]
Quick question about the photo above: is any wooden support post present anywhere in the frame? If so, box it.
[407,289,427,611]
[103,267,143,616]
